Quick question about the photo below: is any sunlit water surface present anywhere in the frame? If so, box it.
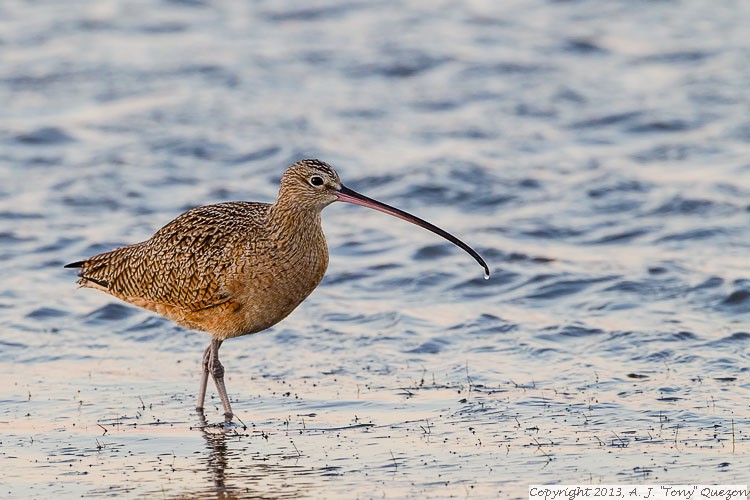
[1,0,749,498]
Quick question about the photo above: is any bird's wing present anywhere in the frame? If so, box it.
[69,202,269,312]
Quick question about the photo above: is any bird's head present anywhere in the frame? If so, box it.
[278,159,342,211]
[276,158,490,278]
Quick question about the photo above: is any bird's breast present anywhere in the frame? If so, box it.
[223,228,329,338]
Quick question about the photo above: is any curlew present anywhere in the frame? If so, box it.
[65,159,489,420]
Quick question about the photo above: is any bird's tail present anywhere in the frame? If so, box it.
[64,255,114,290]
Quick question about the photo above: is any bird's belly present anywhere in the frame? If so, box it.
[223,276,323,338]
[197,255,328,339]
[162,288,311,340]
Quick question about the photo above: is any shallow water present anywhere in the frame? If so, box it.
[1,0,749,498]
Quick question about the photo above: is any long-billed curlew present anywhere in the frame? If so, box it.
[65,159,489,420]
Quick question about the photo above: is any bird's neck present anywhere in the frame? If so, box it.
[267,200,325,247]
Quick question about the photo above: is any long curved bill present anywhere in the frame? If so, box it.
[336,185,490,279]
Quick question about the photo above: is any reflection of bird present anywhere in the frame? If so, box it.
[196,413,231,497]
[193,412,310,499]
[65,159,489,420]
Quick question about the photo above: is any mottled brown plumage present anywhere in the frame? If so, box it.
[71,200,327,339]
[66,159,488,421]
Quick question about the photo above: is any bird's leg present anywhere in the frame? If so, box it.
[208,339,234,421]
[196,343,212,412]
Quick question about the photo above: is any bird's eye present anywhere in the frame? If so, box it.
[310,176,324,187]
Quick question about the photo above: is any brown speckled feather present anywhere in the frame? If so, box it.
[70,197,330,339]
[76,202,267,311]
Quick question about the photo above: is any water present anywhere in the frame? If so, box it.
[1,0,749,498]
